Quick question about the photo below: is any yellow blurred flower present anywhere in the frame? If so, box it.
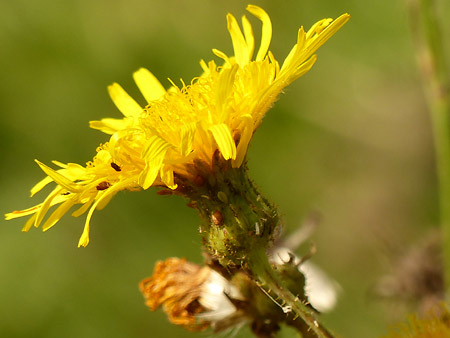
[381,303,450,338]
[5,5,350,247]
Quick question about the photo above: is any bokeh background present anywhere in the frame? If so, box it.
[1,0,450,337]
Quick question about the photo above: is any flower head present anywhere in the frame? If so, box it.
[139,257,246,332]
[5,6,350,247]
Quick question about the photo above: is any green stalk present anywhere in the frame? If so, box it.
[407,0,450,292]
[180,161,335,337]
[248,247,334,338]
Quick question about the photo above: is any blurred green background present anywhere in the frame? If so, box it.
[1,0,449,337]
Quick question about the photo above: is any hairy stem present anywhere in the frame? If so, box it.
[248,248,334,338]
[184,160,335,336]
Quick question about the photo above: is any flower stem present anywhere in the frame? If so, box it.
[406,0,450,292]
[185,161,335,336]
[248,247,335,338]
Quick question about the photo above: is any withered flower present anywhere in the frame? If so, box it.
[140,257,246,331]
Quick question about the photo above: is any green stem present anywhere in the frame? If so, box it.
[248,247,334,338]
[181,161,335,336]
[407,0,450,292]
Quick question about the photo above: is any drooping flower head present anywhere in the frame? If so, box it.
[5,6,350,247]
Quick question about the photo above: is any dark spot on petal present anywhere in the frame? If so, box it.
[96,181,111,190]
[111,162,121,171]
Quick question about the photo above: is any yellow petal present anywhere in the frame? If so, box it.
[133,68,166,104]
[108,82,142,117]
[89,117,132,134]
[215,64,238,121]
[209,124,236,160]
[296,26,307,52]
[304,14,350,60]
[212,48,231,64]
[78,230,90,247]
[139,155,166,190]
[140,135,172,189]
[96,190,117,210]
[30,176,53,197]
[22,214,37,232]
[42,199,76,231]
[95,149,112,163]
[306,18,332,40]
[6,193,69,222]
[232,114,254,168]
[35,160,83,193]
[291,55,317,80]
[279,27,306,78]
[51,161,68,169]
[268,51,280,74]
[160,165,177,190]
[199,59,209,74]
[180,122,197,157]
[142,135,172,161]
[71,197,94,217]
[227,13,249,66]
[5,204,42,220]
[77,179,133,247]
[246,5,272,61]
[62,165,89,182]
[77,204,96,247]
[34,187,64,228]
[242,15,255,61]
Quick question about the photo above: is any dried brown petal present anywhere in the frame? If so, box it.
[139,258,211,331]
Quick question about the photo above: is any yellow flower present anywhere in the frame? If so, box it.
[382,303,450,338]
[5,6,350,247]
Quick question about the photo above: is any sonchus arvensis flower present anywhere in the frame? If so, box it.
[5,6,349,249]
